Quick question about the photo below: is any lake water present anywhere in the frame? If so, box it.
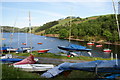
[2,33,120,59]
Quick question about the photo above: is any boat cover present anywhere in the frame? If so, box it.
[41,60,120,78]
[1,47,12,50]
[13,54,36,65]
[0,58,23,62]
[58,44,91,51]
[68,44,86,49]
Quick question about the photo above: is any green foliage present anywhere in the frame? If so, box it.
[43,14,120,42]
[59,29,69,38]
[2,64,39,79]
[35,21,58,32]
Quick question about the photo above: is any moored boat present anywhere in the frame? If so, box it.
[96,45,103,47]
[37,43,42,45]
[58,44,92,52]
[21,46,33,50]
[103,49,112,52]
[38,49,49,53]
[87,42,94,45]
[22,43,26,45]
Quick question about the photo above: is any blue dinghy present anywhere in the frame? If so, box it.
[0,58,23,63]
[58,44,92,52]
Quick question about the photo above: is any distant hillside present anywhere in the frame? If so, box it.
[1,26,20,33]
[1,26,38,33]
[33,14,120,42]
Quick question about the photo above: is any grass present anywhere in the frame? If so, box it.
[7,51,112,61]
[1,52,116,79]
[2,64,40,79]
[2,64,102,79]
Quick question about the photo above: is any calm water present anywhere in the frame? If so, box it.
[2,33,120,59]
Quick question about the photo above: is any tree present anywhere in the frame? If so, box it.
[59,29,69,38]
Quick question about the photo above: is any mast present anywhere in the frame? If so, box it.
[29,11,32,54]
[68,6,73,43]
[69,16,72,42]
[0,26,3,54]
[112,0,120,39]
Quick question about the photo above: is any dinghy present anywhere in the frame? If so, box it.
[103,49,112,52]
[13,64,54,72]
[58,44,91,52]
[13,54,54,72]
[37,43,42,45]
[87,42,94,45]
[38,49,49,53]
[96,45,102,47]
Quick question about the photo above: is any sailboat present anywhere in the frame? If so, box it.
[20,12,33,52]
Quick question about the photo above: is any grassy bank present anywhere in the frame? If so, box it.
[2,64,101,79]
[9,51,112,61]
[2,64,40,79]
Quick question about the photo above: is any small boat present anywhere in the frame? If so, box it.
[0,58,23,63]
[21,47,33,50]
[87,42,94,45]
[58,44,92,52]
[13,64,54,72]
[37,43,42,45]
[103,49,112,52]
[7,48,18,52]
[96,45,102,47]
[0,47,18,53]
[38,49,49,53]
[13,54,54,72]
[0,54,13,59]
[22,43,26,45]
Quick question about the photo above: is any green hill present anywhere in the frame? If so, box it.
[33,14,120,42]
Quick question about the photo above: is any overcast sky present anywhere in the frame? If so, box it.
[1,0,119,28]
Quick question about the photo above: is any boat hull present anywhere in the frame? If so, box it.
[58,46,91,52]
[13,64,54,72]
[38,49,49,53]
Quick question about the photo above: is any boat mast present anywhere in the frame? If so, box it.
[69,16,72,42]
[0,26,3,54]
[29,11,32,54]
[112,0,120,39]
[69,7,73,43]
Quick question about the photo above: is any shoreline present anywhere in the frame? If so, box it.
[43,34,120,45]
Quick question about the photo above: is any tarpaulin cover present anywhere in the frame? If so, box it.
[41,60,120,78]
[13,54,36,65]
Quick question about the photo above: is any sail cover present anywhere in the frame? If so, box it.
[13,54,36,65]
[41,60,120,78]
[68,44,86,49]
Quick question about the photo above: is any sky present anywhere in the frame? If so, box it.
[0,0,119,28]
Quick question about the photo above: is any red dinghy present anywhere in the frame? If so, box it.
[37,43,42,45]
[103,49,112,52]
[96,45,102,47]
[87,42,94,45]
[22,43,26,45]
[38,49,49,53]
[13,54,36,65]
